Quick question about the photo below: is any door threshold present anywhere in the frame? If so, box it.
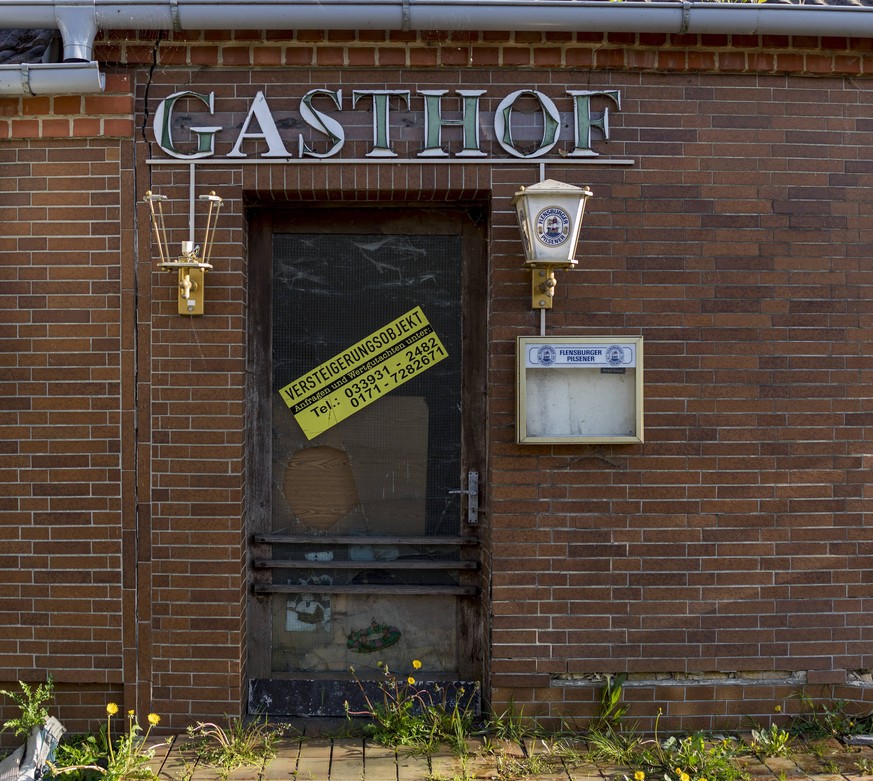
[249,678,480,718]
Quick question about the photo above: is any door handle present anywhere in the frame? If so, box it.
[448,471,479,524]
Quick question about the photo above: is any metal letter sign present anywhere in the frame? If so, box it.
[153,88,622,161]
[279,307,449,440]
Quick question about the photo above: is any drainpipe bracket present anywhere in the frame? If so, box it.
[19,63,32,95]
[170,0,182,32]
[680,1,691,35]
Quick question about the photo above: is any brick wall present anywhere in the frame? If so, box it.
[141,160,249,724]
[0,134,134,735]
[1,28,872,735]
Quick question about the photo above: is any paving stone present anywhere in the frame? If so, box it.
[296,738,333,781]
[762,756,807,777]
[157,736,200,781]
[154,728,873,781]
[396,748,431,781]
[565,764,605,781]
[330,738,365,781]
[363,741,396,781]
[262,737,301,779]
[429,742,465,780]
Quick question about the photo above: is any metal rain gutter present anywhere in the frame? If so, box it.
[3,0,872,37]
[0,59,105,95]
[2,0,873,94]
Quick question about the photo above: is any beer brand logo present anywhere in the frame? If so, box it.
[605,345,625,367]
[535,206,571,247]
[536,345,557,366]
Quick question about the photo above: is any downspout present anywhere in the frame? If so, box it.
[0,0,102,95]
[2,0,873,95]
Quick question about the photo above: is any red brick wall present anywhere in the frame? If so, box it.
[0,133,134,735]
[1,29,872,735]
[141,160,249,725]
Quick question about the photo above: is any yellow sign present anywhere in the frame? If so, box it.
[279,306,448,439]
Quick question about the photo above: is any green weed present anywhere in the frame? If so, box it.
[749,723,794,758]
[50,705,162,781]
[345,660,477,753]
[494,749,562,779]
[184,715,281,779]
[484,702,542,744]
[591,674,629,734]
[789,690,873,739]
[0,675,54,737]
[586,726,643,766]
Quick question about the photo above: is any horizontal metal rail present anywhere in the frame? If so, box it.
[253,558,479,570]
[253,583,479,595]
[253,534,478,546]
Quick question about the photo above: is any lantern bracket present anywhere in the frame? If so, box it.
[143,190,223,316]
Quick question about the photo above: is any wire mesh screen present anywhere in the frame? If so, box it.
[269,231,465,674]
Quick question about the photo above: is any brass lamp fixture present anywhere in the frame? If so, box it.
[143,190,223,316]
[511,179,592,309]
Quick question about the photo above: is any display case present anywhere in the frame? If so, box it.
[517,335,644,444]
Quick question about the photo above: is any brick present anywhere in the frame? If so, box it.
[252,46,283,66]
[189,45,220,65]
[103,119,134,137]
[21,96,51,115]
[220,46,251,66]
[533,47,562,67]
[315,46,344,66]
[375,47,403,67]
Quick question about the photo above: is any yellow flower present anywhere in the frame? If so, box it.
[680,773,690,781]
[128,710,135,717]
[106,703,119,716]
[634,771,646,781]
[774,704,782,713]
[148,713,161,726]
[412,659,422,670]
[407,676,416,685]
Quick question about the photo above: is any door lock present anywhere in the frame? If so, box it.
[449,471,479,524]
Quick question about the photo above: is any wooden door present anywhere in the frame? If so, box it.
[246,206,486,716]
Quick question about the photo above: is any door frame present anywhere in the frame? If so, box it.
[245,203,488,706]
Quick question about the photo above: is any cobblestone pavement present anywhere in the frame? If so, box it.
[149,733,873,781]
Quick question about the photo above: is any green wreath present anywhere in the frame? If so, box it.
[346,620,401,653]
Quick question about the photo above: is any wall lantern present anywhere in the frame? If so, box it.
[511,179,593,310]
[143,190,223,316]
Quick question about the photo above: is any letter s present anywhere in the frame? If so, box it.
[299,89,345,159]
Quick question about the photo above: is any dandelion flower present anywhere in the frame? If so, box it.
[128,710,135,717]
[680,772,690,781]
[634,771,646,780]
[148,713,161,726]
[774,705,782,713]
[412,660,422,670]
[407,676,416,685]
[106,703,119,716]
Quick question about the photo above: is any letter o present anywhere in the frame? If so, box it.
[493,89,561,159]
